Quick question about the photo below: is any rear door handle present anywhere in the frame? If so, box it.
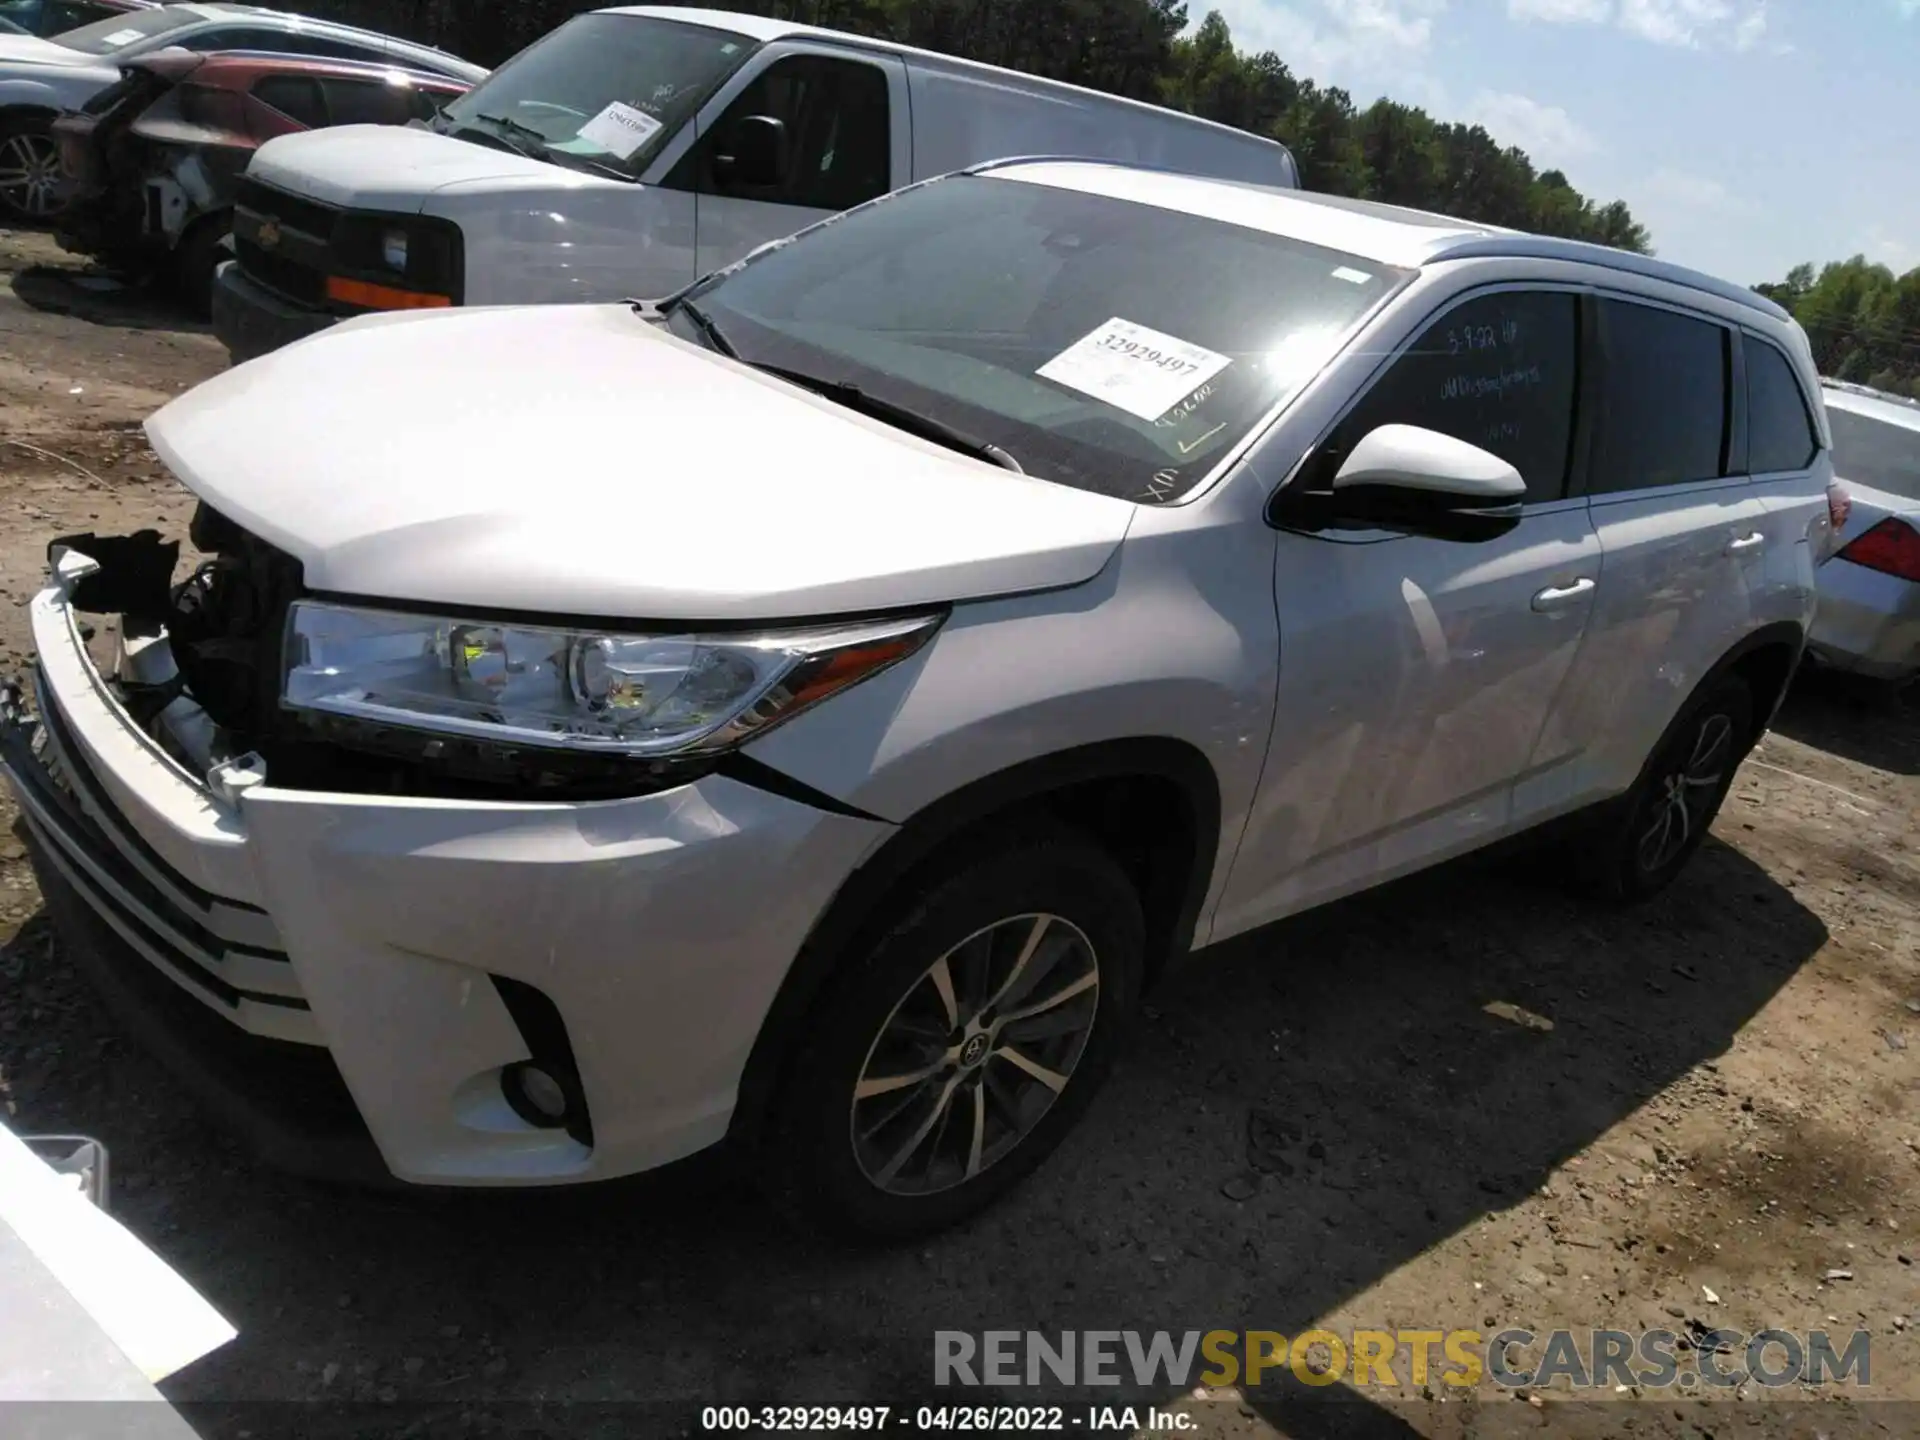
[1531,577,1596,612]
[1725,531,1766,555]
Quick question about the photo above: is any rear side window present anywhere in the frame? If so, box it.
[1827,407,1920,500]
[251,75,327,129]
[1745,339,1819,474]
[321,77,409,127]
[1590,299,1729,493]
[1326,289,1581,503]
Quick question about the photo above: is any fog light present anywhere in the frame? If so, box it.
[503,1061,569,1127]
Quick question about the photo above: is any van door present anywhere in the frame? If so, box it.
[663,45,909,279]
[1541,295,1767,807]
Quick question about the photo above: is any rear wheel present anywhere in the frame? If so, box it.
[1586,675,1754,901]
[762,829,1144,1241]
[0,117,64,223]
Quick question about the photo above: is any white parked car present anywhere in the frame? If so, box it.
[209,3,1299,362]
[1809,381,1920,684]
[1,161,1836,1239]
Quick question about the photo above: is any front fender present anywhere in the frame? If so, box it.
[0,75,102,114]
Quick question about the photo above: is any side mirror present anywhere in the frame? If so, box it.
[1326,423,1527,542]
[714,113,788,189]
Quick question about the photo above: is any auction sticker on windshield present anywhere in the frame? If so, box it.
[576,101,664,160]
[1037,318,1234,422]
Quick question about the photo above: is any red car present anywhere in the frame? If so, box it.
[54,48,469,312]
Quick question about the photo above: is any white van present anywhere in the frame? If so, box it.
[209,4,1299,363]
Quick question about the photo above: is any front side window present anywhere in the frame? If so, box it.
[675,54,891,211]
[1744,338,1819,474]
[1590,298,1730,493]
[1827,406,1920,500]
[1315,289,1580,503]
[321,76,411,127]
[675,172,1407,501]
[438,14,757,179]
[251,74,326,129]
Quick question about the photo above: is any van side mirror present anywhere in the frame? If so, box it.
[1326,424,1526,542]
[714,114,788,189]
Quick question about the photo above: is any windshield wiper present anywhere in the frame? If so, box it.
[459,111,548,158]
[651,300,1022,473]
[660,295,736,356]
[748,362,1024,474]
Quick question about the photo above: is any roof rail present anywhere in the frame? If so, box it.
[1422,235,1792,323]
[966,152,1301,189]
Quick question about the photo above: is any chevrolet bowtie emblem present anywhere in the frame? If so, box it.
[256,219,281,249]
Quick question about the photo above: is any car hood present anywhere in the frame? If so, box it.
[145,305,1137,621]
[247,124,621,211]
[0,34,104,67]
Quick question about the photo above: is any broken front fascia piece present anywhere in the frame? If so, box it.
[45,533,265,793]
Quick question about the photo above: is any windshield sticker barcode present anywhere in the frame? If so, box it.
[1331,266,1373,284]
[1036,318,1234,422]
[576,101,664,160]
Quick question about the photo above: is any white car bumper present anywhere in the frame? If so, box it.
[1810,555,1920,682]
[2,582,889,1187]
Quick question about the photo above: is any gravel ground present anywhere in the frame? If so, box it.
[1,228,1916,1439]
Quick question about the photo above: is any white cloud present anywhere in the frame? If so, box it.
[1508,0,1610,19]
[1506,0,1771,50]
[1197,0,1446,86]
[1642,166,1757,214]
[1865,225,1918,272]
[1465,91,1601,163]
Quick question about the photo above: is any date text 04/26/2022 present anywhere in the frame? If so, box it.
[699,1404,1195,1432]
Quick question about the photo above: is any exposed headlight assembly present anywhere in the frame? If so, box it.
[282,602,942,759]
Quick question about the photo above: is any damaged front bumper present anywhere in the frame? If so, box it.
[2,539,891,1188]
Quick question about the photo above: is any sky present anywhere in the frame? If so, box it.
[1193,0,1917,286]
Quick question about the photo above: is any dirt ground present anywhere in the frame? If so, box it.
[1,225,1916,1440]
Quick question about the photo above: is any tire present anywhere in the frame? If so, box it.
[0,115,65,223]
[762,827,1145,1242]
[1585,674,1755,902]
[171,213,231,320]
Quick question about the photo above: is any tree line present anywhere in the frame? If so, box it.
[311,0,1652,252]
[1754,257,1920,398]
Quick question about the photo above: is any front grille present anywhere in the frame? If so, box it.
[232,177,340,309]
[234,235,326,307]
[234,175,339,242]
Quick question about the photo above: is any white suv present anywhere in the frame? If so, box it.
[1,160,1837,1239]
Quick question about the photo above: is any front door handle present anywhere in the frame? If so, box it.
[1531,577,1596,613]
[1725,531,1766,555]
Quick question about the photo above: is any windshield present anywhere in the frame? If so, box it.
[675,173,1407,502]
[438,14,756,178]
[1828,405,1920,501]
[53,5,205,54]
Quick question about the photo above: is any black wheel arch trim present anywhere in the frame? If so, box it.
[730,737,1222,1149]
[1705,619,1807,732]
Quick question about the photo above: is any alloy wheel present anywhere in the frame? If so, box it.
[1635,710,1734,874]
[0,130,62,220]
[850,912,1100,1197]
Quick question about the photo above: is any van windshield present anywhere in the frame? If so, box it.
[1827,406,1920,501]
[673,173,1408,503]
[437,13,757,178]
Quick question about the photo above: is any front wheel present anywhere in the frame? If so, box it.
[762,830,1144,1241]
[0,117,65,222]
[1587,675,1755,901]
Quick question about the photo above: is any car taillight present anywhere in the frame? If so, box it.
[1826,480,1851,532]
[1836,517,1920,582]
